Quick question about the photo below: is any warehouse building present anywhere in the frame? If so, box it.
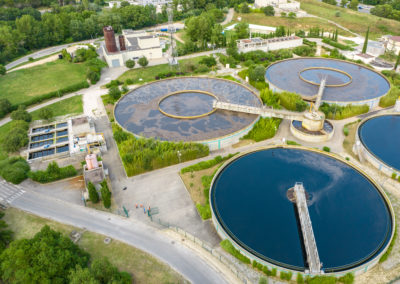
[237,35,303,52]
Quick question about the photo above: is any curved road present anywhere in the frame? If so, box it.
[6,185,228,284]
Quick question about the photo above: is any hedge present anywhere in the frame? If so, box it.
[220,239,250,264]
[28,162,77,183]
[319,103,369,120]
[322,38,354,51]
[181,153,239,174]
[242,117,281,142]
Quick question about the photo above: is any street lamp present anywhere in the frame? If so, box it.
[177,150,182,163]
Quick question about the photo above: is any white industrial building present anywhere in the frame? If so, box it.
[224,23,276,36]
[254,0,300,11]
[382,35,400,54]
[107,0,171,8]
[237,36,303,52]
[102,27,163,68]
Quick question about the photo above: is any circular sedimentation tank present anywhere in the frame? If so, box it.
[357,113,400,174]
[210,146,394,274]
[265,58,390,107]
[114,77,261,149]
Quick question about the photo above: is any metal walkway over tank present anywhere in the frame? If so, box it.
[294,182,322,274]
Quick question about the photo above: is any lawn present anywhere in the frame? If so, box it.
[300,0,400,39]
[117,56,208,84]
[3,208,186,284]
[234,12,352,37]
[0,60,88,106]
[30,95,83,120]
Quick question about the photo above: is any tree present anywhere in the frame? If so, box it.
[0,65,5,75]
[0,156,30,184]
[348,0,359,10]
[100,180,111,209]
[200,56,217,67]
[362,26,369,54]
[288,12,296,18]
[249,65,266,82]
[262,6,275,16]
[0,99,12,118]
[3,127,28,153]
[69,266,99,284]
[125,59,135,68]
[395,51,400,70]
[240,3,250,13]
[38,108,53,120]
[87,181,99,203]
[10,105,32,122]
[87,69,100,84]
[0,212,13,253]
[0,226,90,283]
[340,0,347,7]
[235,22,249,39]
[138,56,148,67]
[108,86,121,101]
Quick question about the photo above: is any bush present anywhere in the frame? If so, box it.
[87,181,99,203]
[113,124,209,176]
[10,105,31,122]
[262,5,274,16]
[297,273,304,284]
[259,277,268,284]
[194,64,210,73]
[271,268,277,276]
[38,108,53,120]
[260,89,281,109]
[199,56,217,67]
[0,64,6,75]
[86,69,100,84]
[181,153,238,173]
[277,91,308,112]
[280,271,292,280]
[28,162,77,183]
[392,172,397,179]
[287,140,301,146]
[100,180,111,209]
[323,146,331,152]
[338,273,354,284]
[196,204,211,219]
[248,65,266,82]
[322,38,354,51]
[319,103,369,120]
[243,117,281,142]
[0,157,30,184]
[0,99,12,118]
[292,45,316,56]
[108,86,121,101]
[220,239,250,264]
[379,87,400,108]
[343,126,349,136]
[125,59,135,68]
[105,80,122,88]
[138,56,148,67]
[2,125,29,153]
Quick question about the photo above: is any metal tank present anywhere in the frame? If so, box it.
[103,26,118,53]
[119,35,126,51]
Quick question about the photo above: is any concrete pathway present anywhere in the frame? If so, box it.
[221,8,234,26]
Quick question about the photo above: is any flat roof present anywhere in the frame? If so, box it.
[225,23,276,32]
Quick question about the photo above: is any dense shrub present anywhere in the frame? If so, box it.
[287,140,301,146]
[196,204,211,219]
[0,65,6,75]
[392,172,398,179]
[379,87,400,108]
[105,80,122,88]
[319,103,369,120]
[260,89,281,109]
[108,86,121,101]
[243,117,281,142]
[113,124,209,176]
[38,108,53,120]
[10,105,31,122]
[280,271,292,280]
[322,38,354,50]
[138,56,148,67]
[2,124,29,153]
[323,146,331,152]
[0,99,12,118]
[338,273,354,284]
[28,162,77,183]
[307,276,337,284]
[0,156,30,184]
[248,65,266,82]
[155,71,185,80]
[100,180,111,209]
[297,273,304,284]
[220,239,250,264]
[292,45,316,56]
[181,153,238,173]
[125,59,135,68]
[87,181,99,203]
[199,56,217,67]
[277,91,308,112]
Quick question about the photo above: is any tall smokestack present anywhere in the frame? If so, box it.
[103,26,117,53]
[119,35,126,51]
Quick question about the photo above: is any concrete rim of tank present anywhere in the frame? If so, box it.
[209,145,395,276]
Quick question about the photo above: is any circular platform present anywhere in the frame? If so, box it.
[114,77,261,144]
[210,147,394,273]
[265,58,390,106]
[358,114,400,173]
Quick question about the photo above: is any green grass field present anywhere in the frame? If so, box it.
[30,95,83,121]
[299,0,400,39]
[0,60,88,106]
[117,56,208,84]
[234,12,352,36]
[3,208,186,284]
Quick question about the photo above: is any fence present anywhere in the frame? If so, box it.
[151,217,254,284]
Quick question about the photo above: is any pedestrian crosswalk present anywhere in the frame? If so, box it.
[0,180,25,205]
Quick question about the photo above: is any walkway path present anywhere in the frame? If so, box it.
[0,180,229,284]
[221,8,234,26]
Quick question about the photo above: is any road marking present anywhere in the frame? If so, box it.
[0,181,25,205]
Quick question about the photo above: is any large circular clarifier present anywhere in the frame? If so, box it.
[266,58,390,104]
[358,114,400,171]
[210,147,393,272]
[114,77,261,142]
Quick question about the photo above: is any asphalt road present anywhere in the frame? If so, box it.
[5,184,229,284]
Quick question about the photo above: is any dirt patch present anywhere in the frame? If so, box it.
[68,176,85,190]
[179,164,220,204]
[232,139,255,149]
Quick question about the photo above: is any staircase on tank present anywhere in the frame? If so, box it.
[293,182,322,274]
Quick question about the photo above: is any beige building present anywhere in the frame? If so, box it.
[102,28,163,68]
[384,36,400,54]
[237,36,303,53]
[224,23,276,35]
